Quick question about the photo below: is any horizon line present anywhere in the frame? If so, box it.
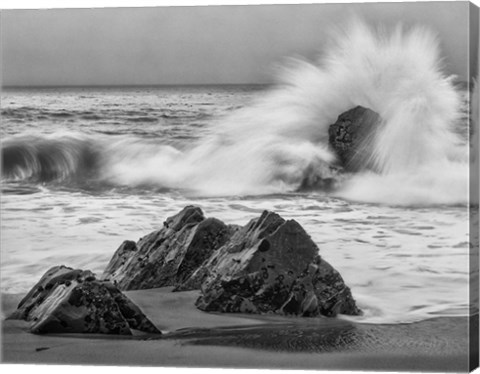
[1,83,272,89]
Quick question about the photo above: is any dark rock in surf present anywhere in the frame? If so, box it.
[328,106,381,172]
[102,206,235,290]
[8,266,160,335]
[187,210,360,317]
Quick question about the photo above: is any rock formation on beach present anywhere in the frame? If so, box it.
[8,266,160,335]
[104,207,360,318]
[103,206,235,290]
[328,106,381,172]
[188,210,360,317]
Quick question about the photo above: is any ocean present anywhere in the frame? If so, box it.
[1,24,476,325]
[0,84,472,324]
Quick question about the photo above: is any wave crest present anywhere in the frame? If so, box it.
[2,135,99,183]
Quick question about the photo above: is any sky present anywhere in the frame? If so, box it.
[0,1,476,86]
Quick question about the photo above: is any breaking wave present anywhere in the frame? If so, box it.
[1,20,471,205]
[2,135,99,183]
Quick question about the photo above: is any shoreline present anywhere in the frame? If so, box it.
[1,287,473,371]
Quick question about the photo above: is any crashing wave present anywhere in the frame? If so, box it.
[1,20,470,205]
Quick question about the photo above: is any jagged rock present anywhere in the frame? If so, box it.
[102,206,235,290]
[187,210,360,317]
[328,106,381,172]
[8,266,160,335]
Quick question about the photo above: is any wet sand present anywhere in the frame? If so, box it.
[1,288,474,371]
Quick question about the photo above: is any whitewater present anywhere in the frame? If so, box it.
[1,21,476,323]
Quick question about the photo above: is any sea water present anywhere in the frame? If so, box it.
[1,22,475,324]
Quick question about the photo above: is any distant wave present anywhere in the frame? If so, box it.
[0,107,209,124]
[1,20,471,206]
[128,116,158,123]
[2,135,100,183]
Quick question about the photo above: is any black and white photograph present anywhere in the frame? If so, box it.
[1,0,479,372]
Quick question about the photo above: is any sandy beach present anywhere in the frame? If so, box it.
[1,287,474,372]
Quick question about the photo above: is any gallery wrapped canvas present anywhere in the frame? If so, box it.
[0,1,479,372]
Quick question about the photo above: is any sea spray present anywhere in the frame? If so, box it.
[111,19,468,203]
[188,20,467,203]
[1,20,469,205]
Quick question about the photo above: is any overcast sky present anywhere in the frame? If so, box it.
[1,1,476,86]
